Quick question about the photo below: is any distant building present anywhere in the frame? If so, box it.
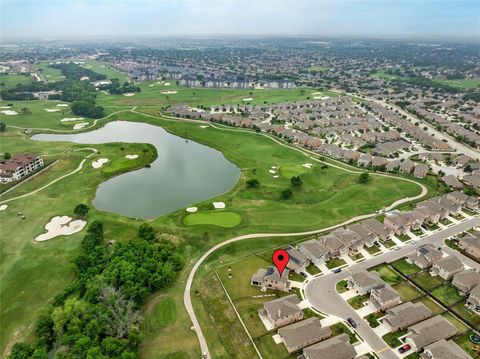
[0,153,44,183]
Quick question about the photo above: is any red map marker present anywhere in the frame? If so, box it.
[272,249,290,276]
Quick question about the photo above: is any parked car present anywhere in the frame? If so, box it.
[398,344,411,354]
[394,246,400,251]
[421,224,428,230]
[300,271,308,278]
[203,353,208,358]
[347,317,357,328]
[333,268,342,273]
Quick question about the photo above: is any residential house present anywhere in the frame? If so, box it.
[384,211,426,235]
[459,234,480,258]
[298,239,328,266]
[361,218,393,241]
[347,271,383,295]
[399,160,416,174]
[278,318,331,353]
[430,256,464,280]
[382,302,432,332]
[368,284,403,312]
[358,153,372,167]
[259,294,303,329]
[445,191,479,210]
[467,284,480,312]
[346,223,378,247]
[372,156,389,168]
[251,267,290,292]
[414,164,429,178]
[443,175,463,190]
[421,339,471,359]
[386,160,401,172]
[405,315,458,352]
[301,333,356,359]
[285,245,311,273]
[463,173,480,189]
[406,244,443,269]
[452,270,480,294]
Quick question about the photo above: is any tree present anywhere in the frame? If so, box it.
[138,223,155,242]
[0,122,5,132]
[246,178,260,188]
[74,203,90,217]
[20,107,30,114]
[4,152,11,160]
[281,188,293,199]
[358,172,370,184]
[291,176,303,186]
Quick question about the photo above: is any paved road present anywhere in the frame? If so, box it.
[304,216,480,359]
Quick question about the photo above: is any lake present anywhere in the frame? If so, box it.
[32,121,240,219]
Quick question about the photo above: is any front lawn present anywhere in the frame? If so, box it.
[349,252,364,261]
[347,294,370,309]
[326,257,347,269]
[391,259,421,276]
[371,264,403,285]
[383,239,396,248]
[393,282,424,301]
[289,271,306,282]
[336,279,349,293]
[364,312,383,328]
[432,284,464,306]
[440,218,453,226]
[330,322,358,343]
[306,263,321,275]
[397,233,411,242]
[411,271,445,291]
[364,245,381,255]
[382,329,408,348]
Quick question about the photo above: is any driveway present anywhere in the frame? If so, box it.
[304,216,480,359]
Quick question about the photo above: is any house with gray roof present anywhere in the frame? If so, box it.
[406,244,443,269]
[430,256,464,280]
[383,301,432,332]
[467,284,480,312]
[361,218,393,241]
[421,339,471,359]
[347,271,382,295]
[298,239,328,266]
[346,223,377,247]
[400,159,416,174]
[445,191,479,210]
[259,294,303,329]
[278,318,331,353]
[452,270,480,294]
[251,267,290,292]
[459,233,480,259]
[443,175,463,190]
[414,164,429,178]
[286,245,310,273]
[368,283,403,312]
[405,315,458,352]
[301,333,356,359]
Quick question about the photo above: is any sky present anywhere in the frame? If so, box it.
[1,0,479,41]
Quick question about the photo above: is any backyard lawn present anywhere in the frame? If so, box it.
[443,313,470,334]
[411,271,445,291]
[391,259,421,276]
[413,296,445,315]
[432,284,464,306]
[392,282,424,301]
[454,331,480,359]
[452,300,480,330]
[370,264,403,285]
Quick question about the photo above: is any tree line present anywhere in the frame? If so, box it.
[9,221,183,359]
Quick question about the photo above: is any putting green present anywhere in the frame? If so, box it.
[183,211,241,228]
[279,163,310,178]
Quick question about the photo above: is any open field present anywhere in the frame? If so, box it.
[1,96,433,357]
[36,61,66,82]
[80,59,130,83]
[433,77,480,89]
[0,73,33,89]
[183,211,242,228]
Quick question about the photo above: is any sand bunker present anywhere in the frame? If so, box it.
[92,158,109,169]
[186,207,198,213]
[271,166,277,169]
[35,215,87,242]
[123,93,135,97]
[0,106,12,109]
[302,163,313,169]
[0,110,18,115]
[56,104,69,107]
[313,96,330,100]
[45,109,60,112]
[61,117,85,122]
[161,90,178,95]
[73,122,89,130]
[269,169,276,174]
[164,82,171,86]
[200,125,209,128]
[243,98,253,101]
[125,154,139,159]
[212,202,226,209]
[0,204,8,211]
[273,175,279,178]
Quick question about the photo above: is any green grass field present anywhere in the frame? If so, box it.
[279,163,311,178]
[411,271,445,291]
[371,264,403,285]
[0,73,33,89]
[36,61,66,82]
[392,282,423,301]
[391,259,421,276]
[433,77,480,89]
[432,283,463,306]
[81,59,129,83]
[184,211,242,228]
